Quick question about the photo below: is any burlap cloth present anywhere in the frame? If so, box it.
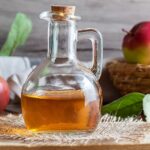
[0,113,149,145]
[106,58,150,95]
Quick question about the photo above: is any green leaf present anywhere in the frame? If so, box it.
[0,13,32,56]
[102,92,145,118]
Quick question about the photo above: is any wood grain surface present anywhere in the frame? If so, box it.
[0,0,150,56]
[0,144,150,150]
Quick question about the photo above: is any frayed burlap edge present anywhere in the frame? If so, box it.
[0,114,149,145]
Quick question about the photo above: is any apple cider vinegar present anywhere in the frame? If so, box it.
[21,5,103,133]
[21,90,99,132]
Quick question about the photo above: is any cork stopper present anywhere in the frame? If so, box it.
[51,5,75,15]
[51,5,76,20]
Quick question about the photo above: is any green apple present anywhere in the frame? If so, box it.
[122,22,150,64]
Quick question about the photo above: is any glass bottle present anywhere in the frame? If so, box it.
[21,5,103,132]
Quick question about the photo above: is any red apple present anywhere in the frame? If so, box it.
[0,77,10,112]
[122,21,150,64]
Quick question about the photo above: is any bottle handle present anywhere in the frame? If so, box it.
[78,28,103,80]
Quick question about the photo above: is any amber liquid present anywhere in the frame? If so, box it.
[21,90,99,132]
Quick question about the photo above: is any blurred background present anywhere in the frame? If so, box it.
[0,0,150,58]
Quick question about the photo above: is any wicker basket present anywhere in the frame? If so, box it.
[106,58,150,95]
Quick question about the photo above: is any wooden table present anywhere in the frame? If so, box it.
[0,114,150,150]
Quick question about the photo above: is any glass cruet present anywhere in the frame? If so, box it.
[21,5,103,132]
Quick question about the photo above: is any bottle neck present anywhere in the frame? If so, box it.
[48,20,77,64]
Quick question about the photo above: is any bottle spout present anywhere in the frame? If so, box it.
[40,11,50,21]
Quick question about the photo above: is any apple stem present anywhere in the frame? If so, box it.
[122,29,130,34]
